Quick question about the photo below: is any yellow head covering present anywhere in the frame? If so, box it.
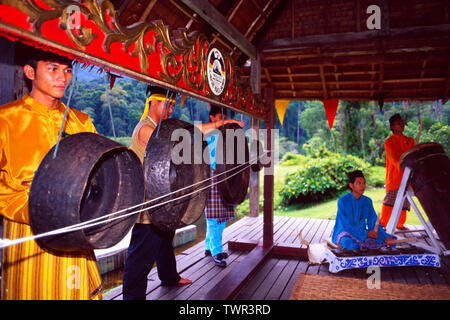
[139,93,176,121]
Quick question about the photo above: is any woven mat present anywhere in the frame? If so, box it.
[290,273,450,300]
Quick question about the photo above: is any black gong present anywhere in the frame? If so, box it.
[143,118,210,231]
[215,123,250,204]
[400,142,450,249]
[29,132,145,252]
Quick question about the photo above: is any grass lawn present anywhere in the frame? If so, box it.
[269,165,425,226]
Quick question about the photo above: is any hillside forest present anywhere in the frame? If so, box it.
[65,68,450,168]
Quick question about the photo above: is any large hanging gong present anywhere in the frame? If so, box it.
[400,142,450,249]
[143,118,210,232]
[215,123,250,204]
[29,133,145,252]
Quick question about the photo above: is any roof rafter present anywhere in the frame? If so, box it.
[258,24,450,50]
[179,0,257,59]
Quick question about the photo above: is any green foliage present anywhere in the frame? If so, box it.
[109,136,131,147]
[277,136,301,159]
[302,139,332,158]
[279,149,371,206]
[405,121,450,154]
[65,71,213,137]
[67,69,449,174]
[280,152,307,166]
[426,123,450,154]
[366,165,385,187]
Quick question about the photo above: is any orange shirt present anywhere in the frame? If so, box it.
[384,133,415,190]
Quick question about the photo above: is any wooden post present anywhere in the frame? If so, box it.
[13,42,30,101]
[0,37,15,105]
[250,51,261,95]
[0,36,14,300]
[249,117,260,217]
[263,87,274,248]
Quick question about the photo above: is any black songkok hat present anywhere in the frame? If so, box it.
[389,113,404,127]
[347,170,365,184]
[146,84,177,98]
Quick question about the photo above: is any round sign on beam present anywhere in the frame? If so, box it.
[207,47,226,96]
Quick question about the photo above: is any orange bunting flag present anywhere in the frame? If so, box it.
[180,95,187,108]
[275,99,290,126]
[322,99,340,130]
[108,73,122,89]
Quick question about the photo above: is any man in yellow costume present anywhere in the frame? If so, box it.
[0,47,102,299]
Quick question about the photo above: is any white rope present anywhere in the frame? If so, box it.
[50,154,259,233]
[0,151,266,249]
[50,149,268,231]
[40,162,251,237]
[0,163,251,249]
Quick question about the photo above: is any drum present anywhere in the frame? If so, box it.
[400,142,450,249]
[143,118,210,231]
[29,133,145,252]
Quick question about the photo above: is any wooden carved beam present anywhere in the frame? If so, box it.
[0,0,267,119]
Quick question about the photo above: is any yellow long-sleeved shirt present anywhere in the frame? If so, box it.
[0,94,102,300]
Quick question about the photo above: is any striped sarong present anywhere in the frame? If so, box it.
[1,219,103,300]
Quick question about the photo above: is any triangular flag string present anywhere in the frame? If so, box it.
[108,72,122,90]
[275,99,290,126]
[180,95,187,108]
[322,99,339,130]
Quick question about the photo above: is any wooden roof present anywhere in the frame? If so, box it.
[115,0,450,102]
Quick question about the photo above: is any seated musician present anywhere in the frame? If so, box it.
[331,170,395,250]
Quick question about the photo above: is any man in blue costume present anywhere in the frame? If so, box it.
[198,104,243,267]
[331,170,395,250]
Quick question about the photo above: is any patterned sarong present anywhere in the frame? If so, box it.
[336,231,387,250]
[382,189,410,210]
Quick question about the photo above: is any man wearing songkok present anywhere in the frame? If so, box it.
[0,47,102,299]
[331,170,395,250]
[199,105,243,268]
[122,85,192,300]
[380,113,415,230]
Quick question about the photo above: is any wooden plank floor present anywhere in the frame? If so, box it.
[104,216,450,300]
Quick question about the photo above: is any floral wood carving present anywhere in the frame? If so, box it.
[0,0,268,118]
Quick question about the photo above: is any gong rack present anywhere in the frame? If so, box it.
[386,167,450,256]
[323,244,440,273]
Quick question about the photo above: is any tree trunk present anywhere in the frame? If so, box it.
[339,103,346,152]
[296,101,301,143]
[372,103,377,131]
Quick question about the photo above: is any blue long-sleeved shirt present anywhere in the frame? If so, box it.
[331,193,392,249]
